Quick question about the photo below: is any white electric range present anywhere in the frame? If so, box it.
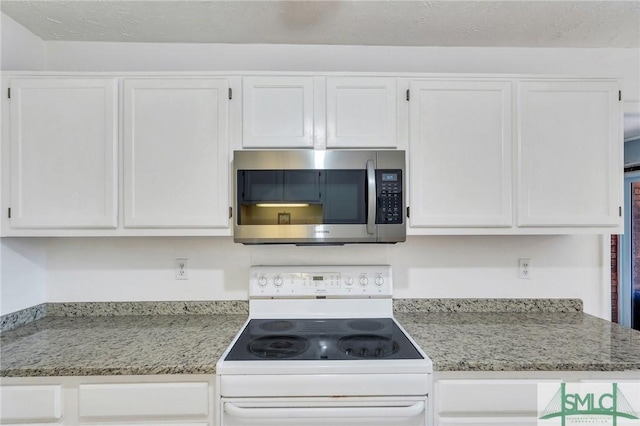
[215,265,433,426]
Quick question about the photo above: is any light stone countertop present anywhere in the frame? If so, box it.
[396,312,640,372]
[1,300,639,377]
[0,314,247,377]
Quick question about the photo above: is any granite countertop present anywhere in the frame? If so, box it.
[1,300,640,377]
[397,312,640,372]
[0,314,247,377]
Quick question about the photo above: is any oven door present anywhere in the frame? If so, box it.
[221,396,427,426]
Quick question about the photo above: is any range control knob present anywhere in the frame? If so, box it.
[345,277,354,286]
[359,275,369,286]
[273,276,284,287]
[257,275,267,287]
[375,276,384,286]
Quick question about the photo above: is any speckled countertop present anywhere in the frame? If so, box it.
[396,312,640,372]
[0,314,247,377]
[1,300,639,377]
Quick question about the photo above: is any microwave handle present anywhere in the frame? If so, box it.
[366,159,376,235]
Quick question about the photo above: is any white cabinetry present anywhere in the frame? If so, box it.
[0,385,62,424]
[408,80,512,228]
[0,375,215,426]
[517,80,621,227]
[242,76,315,148]
[78,382,209,422]
[242,76,398,149]
[8,78,118,229]
[436,379,552,425]
[326,77,397,148]
[433,371,640,426]
[123,79,230,228]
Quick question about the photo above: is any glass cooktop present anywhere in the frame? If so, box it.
[225,318,423,361]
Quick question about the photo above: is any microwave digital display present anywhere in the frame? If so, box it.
[381,173,397,182]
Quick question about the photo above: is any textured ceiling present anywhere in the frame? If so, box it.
[1,0,639,47]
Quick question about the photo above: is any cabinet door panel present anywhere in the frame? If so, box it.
[123,79,229,228]
[409,80,512,227]
[438,417,538,425]
[517,81,620,227]
[78,382,209,419]
[9,78,118,228]
[327,77,397,148]
[0,385,62,423]
[243,77,314,148]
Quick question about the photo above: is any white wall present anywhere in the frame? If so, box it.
[0,13,45,71]
[0,15,45,315]
[0,238,47,314]
[44,235,607,317]
[43,43,640,100]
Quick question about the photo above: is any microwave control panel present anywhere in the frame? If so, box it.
[376,170,403,224]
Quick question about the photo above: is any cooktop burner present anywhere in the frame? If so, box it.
[259,320,296,332]
[249,335,308,359]
[339,335,398,358]
[225,318,423,361]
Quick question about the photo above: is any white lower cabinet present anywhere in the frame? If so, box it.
[435,378,553,425]
[0,385,62,424]
[0,375,215,426]
[433,371,640,426]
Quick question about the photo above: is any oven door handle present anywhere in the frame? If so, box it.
[224,401,425,419]
[366,159,376,235]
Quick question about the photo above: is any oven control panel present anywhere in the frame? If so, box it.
[250,265,392,297]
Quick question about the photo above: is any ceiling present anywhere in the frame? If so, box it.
[1,0,639,47]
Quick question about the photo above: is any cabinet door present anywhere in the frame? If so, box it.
[0,385,62,423]
[123,79,229,228]
[326,77,397,148]
[408,80,513,227]
[9,78,118,229]
[517,81,621,227]
[242,76,314,148]
[78,382,209,419]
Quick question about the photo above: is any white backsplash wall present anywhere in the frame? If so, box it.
[40,235,608,318]
[0,238,47,314]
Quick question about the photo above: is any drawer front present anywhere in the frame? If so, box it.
[78,382,209,419]
[437,379,561,415]
[438,416,538,425]
[0,385,62,423]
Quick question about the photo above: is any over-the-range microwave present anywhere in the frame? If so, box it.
[233,150,406,245]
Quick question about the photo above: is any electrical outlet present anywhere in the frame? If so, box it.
[518,258,531,279]
[176,258,188,280]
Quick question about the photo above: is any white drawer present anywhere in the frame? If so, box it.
[0,385,62,423]
[438,416,538,425]
[437,379,561,414]
[78,382,209,419]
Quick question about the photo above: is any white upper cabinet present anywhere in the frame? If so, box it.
[242,76,398,149]
[9,78,118,229]
[242,76,315,148]
[326,77,397,148]
[517,80,621,227]
[408,80,513,228]
[123,79,230,228]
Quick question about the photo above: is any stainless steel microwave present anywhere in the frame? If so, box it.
[233,150,406,244]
